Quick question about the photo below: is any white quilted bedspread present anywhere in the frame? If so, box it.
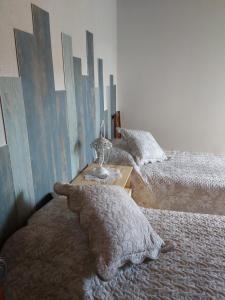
[140,151,225,215]
[2,197,225,300]
[145,151,225,188]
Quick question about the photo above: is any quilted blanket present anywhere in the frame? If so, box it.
[145,151,225,188]
[139,151,225,214]
[2,197,225,299]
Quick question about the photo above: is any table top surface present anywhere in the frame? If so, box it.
[72,164,133,188]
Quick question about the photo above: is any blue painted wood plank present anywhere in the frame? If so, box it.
[0,145,17,245]
[110,75,117,138]
[106,86,112,139]
[86,31,96,141]
[14,5,59,203]
[55,91,72,181]
[104,109,109,139]
[73,57,87,169]
[98,58,104,130]
[112,84,117,137]
[110,75,114,111]
[111,80,116,116]
[62,33,79,177]
[82,75,93,163]
[95,87,100,137]
[110,75,114,138]
[32,4,64,185]
[0,105,6,147]
[0,77,35,224]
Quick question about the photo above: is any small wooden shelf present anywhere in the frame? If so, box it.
[72,164,133,194]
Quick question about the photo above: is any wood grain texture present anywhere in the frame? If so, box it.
[72,163,133,188]
[55,91,72,181]
[110,75,117,138]
[86,31,96,141]
[0,104,6,147]
[106,85,112,139]
[0,145,17,245]
[95,87,100,137]
[111,85,117,138]
[62,33,79,177]
[0,77,35,224]
[98,59,105,126]
[0,4,119,245]
[82,75,93,163]
[104,109,109,139]
[14,5,59,202]
[110,75,114,138]
[73,57,87,169]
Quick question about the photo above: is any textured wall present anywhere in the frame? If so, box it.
[118,0,225,154]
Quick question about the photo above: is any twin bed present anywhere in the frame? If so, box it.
[1,127,225,299]
[2,197,225,299]
[140,150,225,215]
[110,129,225,216]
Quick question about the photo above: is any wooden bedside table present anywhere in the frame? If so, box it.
[72,164,133,196]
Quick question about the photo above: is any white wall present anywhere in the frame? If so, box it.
[118,0,225,154]
[0,0,117,145]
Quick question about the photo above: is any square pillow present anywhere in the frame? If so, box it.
[118,128,167,165]
[54,183,164,281]
[107,146,138,169]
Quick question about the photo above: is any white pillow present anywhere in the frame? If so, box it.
[118,128,167,166]
[54,183,164,281]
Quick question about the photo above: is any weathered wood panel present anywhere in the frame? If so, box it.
[0,77,35,224]
[106,86,112,139]
[110,75,117,138]
[98,59,105,128]
[112,84,117,137]
[62,33,79,177]
[104,109,109,139]
[14,5,59,203]
[0,145,17,245]
[0,104,6,147]
[55,91,72,181]
[73,57,87,169]
[95,87,100,137]
[86,31,96,141]
[110,76,117,116]
[82,75,93,163]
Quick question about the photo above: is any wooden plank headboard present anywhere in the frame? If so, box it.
[0,4,116,246]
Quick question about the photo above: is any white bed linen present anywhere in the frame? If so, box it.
[1,197,225,299]
[139,151,225,214]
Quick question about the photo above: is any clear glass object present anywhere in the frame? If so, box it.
[90,120,112,179]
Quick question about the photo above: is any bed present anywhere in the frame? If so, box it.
[108,130,225,215]
[1,196,225,299]
[139,150,225,215]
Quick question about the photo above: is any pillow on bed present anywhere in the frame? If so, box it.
[118,128,167,165]
[106,146,138,169]
[54,183,164,281]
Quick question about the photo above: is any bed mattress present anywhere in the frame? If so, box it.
[1,197,225,299]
